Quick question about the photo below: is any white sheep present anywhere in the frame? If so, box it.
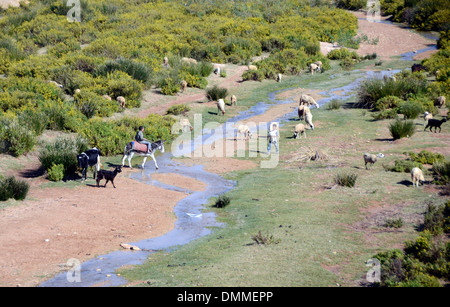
[411,167,425,187]
[230,95,237,106]
[424,111,433,126]
[299,94,320,108]
[277,73,282,82]
[293,123,306,139]
[117,96,126,108]
[49,80,63,89]
[435,96,446,108]
[363,153,384,170]
[180,80,187,93]
[74,88,81,94]
[163,56,169,67]
[310,63,318,75]
[102,94,112,100]
[237,124,252,140]
[181,57,197,65]
[248,65,258,71]
[217,99,225,115]
[305,112,314,130]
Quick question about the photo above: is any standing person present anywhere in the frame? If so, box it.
[266,123,279,155]
[135,126,152,153]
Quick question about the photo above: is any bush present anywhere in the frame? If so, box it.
[383,159,423,173]
[326,99,342,110]
[241,69,265,82]
[214,195,230,208]
[389,119,415,140]
[39,137,88,177]
[96,57,152,84]
[334,172,357,187]
[159,77,180,96]
[374,96,404,111]
[371,109,399,121]
[423,202,450,235]
[0,176,29,201]
[206,85,228,101]
[251,231,280,245]
[0,117,36,157]
[384,218,404,229]
[398,101,424,119]
[407,150,445,165]
[166,104,190,115]
[432,160,450,184]
[47,163,65,182]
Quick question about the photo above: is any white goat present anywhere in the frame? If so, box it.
[411,167,425,187]
[217,99,225,115]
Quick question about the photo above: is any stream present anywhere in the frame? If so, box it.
[39,35,437,287]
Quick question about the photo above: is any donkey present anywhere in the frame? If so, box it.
[122,140,165,169]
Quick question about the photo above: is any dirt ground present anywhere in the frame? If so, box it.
[0,9,441,287]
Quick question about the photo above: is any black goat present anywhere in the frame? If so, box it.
[424,117,447,133]
[77,148,102,181]
[96,166,122,188]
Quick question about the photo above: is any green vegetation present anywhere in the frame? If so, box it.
[214,195,231,208]
[0,175,29,201]
[388,119,416,140]
[374,201,450,287]
[334,172,358,187]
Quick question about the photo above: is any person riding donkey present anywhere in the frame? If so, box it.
[135,126,152,153]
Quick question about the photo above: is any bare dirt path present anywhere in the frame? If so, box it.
[0,10,439,287]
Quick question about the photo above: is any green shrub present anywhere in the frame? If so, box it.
[214,195,231,208]
[39,136,88,176]
[423,202,450,235]
[326,99,342,110]
[0,175,29,201]
[159,77,180,96]
[389,119,415,140]
[241,69,265,82]
[251,231,281,245]
[432,160,450,184]
[47,163,65,182]
[371,109,399,121]
[384,159,423,173]
[0,117,36,157]
[398,101,424,119]
[384,218,404,229]
[406,150,445,165]
[206,85,228,101]
[166,104,190,115]
[96,57,152,84]
[334,172,357,187]
[73,90,120,118]
[374,95,404,111]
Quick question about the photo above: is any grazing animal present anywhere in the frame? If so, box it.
[77,148,102,181]
[363,153,384,170]
[96,166,122,188]
[181,57,197,65]
[293,123,306,139]
[310,63,318,75]
[248,65,258,71]
[179,118,193,132]
[122,140,165,169]
[214,67,221,75]
[163,56,169,67]
[230,95,237,106]
[424,117,447,133]
[299,94,320,108]
[298,105,310,120]
[237,124,252,140]
[180,80,187,93]
[434,96,446,108]
[411,63,426,73]
[49,80,63,89]
[117,96,126,108]
[102,94,112,100]
[411,167,425,187]
[217,99,225,115]
[74,88,81,94]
